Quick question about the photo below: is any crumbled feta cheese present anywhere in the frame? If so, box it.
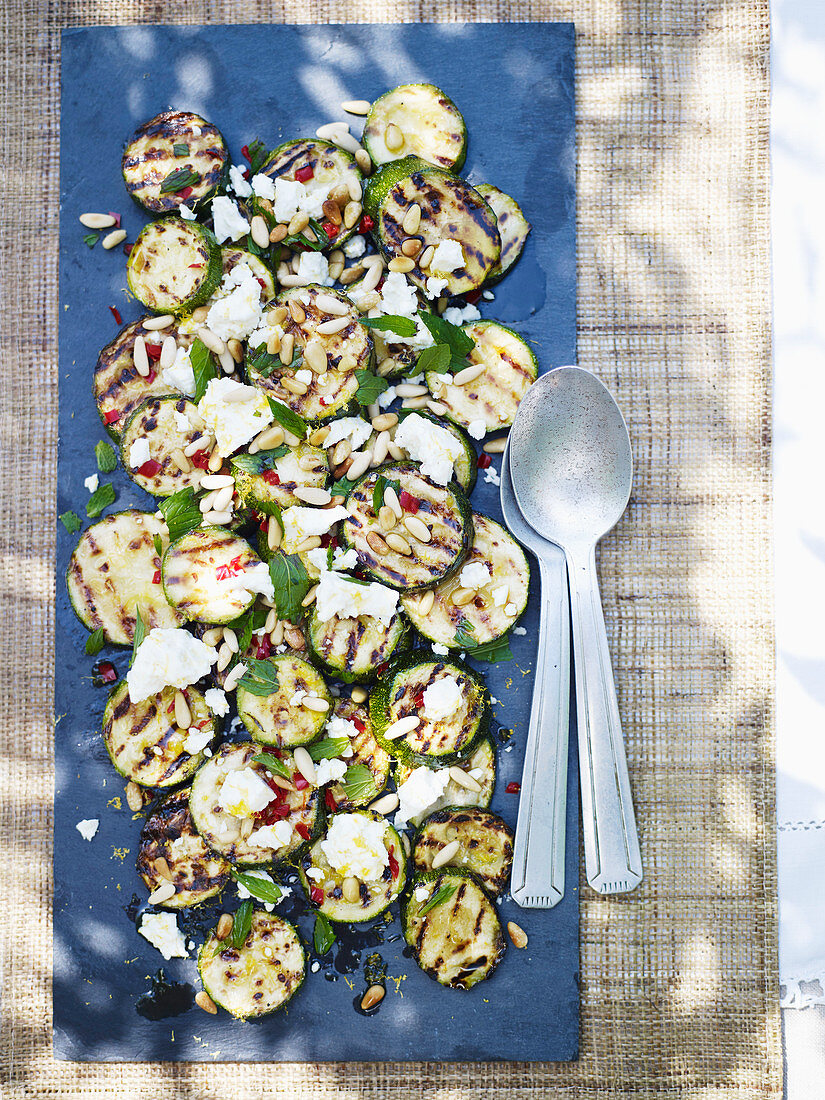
[320,812,389,882]
[482,289,495,301]
[505,602,518,616]
[290,689,307,707]
[315,571,399,626]
[205,263,264,342]
[325,715,359,746]
[183,726,212,755]
[343,234,366,258]
[315,757,348,785]
[84,474,99,493]
[423,675,462,720]
[211,196,251,243]
[430,239,465,273]
[460,561,490,590]
[247,821,293,851]
[139,912,188,960]
[220,768,276,817]
[323,416,372,451]
[295,251,334,286]
[379,271,419,317]
[492,584,509,607]
[126,627,218,704]
[305,866,325,882]
[431,642,450,656]
[467,419,486,440]
[173,408,192,432]
[425,276,448,299]
[311,960,321,973]
[128,437,151,469]
[178,203,197,221]
[394,412,463,485]
[221,560,275,602]
[162,344,196,396]
[295,368,313,386]
[377,385,397,410]
[75,819,99,841]
[513,626,527,636]
[251,173,275,201]
[281,505,348,552]
[395,766,451,829]
[483,465,501,487]
[271,177,327,222]
[229,164,252,198]
[234,868,278,911]
[443,302,481,326]
[197,377,273,456]
[306,545,358,575]
[414,884,430,902]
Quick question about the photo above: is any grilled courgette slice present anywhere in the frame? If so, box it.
[120,396,210,497]
[137,787,231,907]
[220,246,276,300]
[161,527,266,625]
[67,510,183,644]
[340,462,473,591]
[395,737,496,820]
[189,741,321,866]
[325,697,390,811]
[93,318,195,440]
[370,652,489,765]
[103,680,218,788]
[374,164,500,297]
[401,514,529,646]
[402,869,506,989]
[475,184,531,283]
[198,911,305,1019]
[298,811,406,923]
[230,443,329,513]
[122,110,230,215]
[396,409,477,493]
[413,808,513,895]
[426,321,537,434]
[236,652,332,747]
[304,603,410,684]
[362,83,467,171]
[127,216,223,314]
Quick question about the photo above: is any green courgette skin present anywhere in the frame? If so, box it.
[474,183,531,283]
[412,807,514,895]
[236,652,332,747]
[304,605,411,684]
[126,217,223,314]
[362,84,468,172]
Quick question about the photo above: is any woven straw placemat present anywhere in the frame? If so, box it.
[0,1,779,1096]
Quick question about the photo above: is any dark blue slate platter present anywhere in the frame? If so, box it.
[56,22,578,1063]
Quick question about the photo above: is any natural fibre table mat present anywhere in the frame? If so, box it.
[0,1,778,1098]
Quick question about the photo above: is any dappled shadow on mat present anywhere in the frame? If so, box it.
[0,0,778,1096]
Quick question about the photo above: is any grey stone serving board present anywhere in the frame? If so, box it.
[55,21,578,1062]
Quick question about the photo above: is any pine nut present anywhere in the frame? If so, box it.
[481,436,507,456]
[270,621,285,646]
[308,427,331,449]
[402,204,422,235]
[173,690,191,730]
[366,531,389,556]
[431,839,461,870]
[369,792,399,815]
[388,256,415,273]
[270,223,288,244]
[216,643,233,672]
[341,99,371,115]
[212,485,234,512]
[133,335,150,377]
[208,448,224,472]
[387,441,405,460]
[219,628,238,654]
[395,383,428,397]
[201,627,223,647]
[199,474,234,491]
[377,357,397,378]
[313,293,347,317]
[282,376,308,396]
[360,262,383,292]
[369,412,396,432]
[198,328,226,356]
[79,212,117,229]
[293,746,317,785]
[370,431,390,465]
[342,876,361,903]
[331,439,352,466]
[328,260,345,281]
[403,515,431,543]
[191,305,210,323]
[304,339,328,372]
[288,211,310,235]
[152,856,174,882]
[303,695,330,713]
[295,536,322,553]
[343,201,362,230]
[102,228,127,250]
[384,122,404,151]
[401,238,422,257]
[418,246,434,270]
[280,332,297,366]
[294,486,331,507]
[378,505,397,532]
[450,588,475,607]
[301,584,320,609]
[125,781,144,811]
[347,450,372,481]
[453,363,486,387]
[402,396,429,410]
[287,300,305,325]
[385,532,412,555]
[268,515,282,551]
[223,338,243,364]
[360,983,386,1011]
[383,486,402,518]
[426,400,447,415]
[216,913,234,941]
[254,425,285,450]
[268,773,296,792]
[142,314,174,331]
[339,353,359,372]
[339,265,364,285]
[247,214,268,249]
[284,626,306,649]
[316,316,351,335]
[507,921,529,949]
[148,881,176,904]
[417,589,436,616]
[355,148,373,174]
[298,454,321,473]
[203,509,232,526]
[350,686,369,704]
[266,332,281,357]
[223,663,246,692]
[322,199,343,226]
[195,991,218,1015]
[384,714,419,740]
[448,766,482,792]
[269,305,289,326]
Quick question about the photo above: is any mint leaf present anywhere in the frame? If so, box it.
[59,511,82,533]
[268,553,312,623]
[284,218,330,253]
[86,482,116,518]
[355,370,389,408]
[266,397,307,440]
[172,142,190,156]
[230,900,254,948]
[307,737,351,762]
[131,606,146,667]
[418,310,475,359]
[190,338,217,402]
[85,628,106,656]
[95,440,117,473]
[454,624,513,662]
[237,657,279,697]
[231,870,282,905]
[83,232,99,248]
[253,752,293,780]
[360,315,417,337]
[418,881,458,916]
[313,913,336,954]
[417,343,452,375]
[340,764,376,803]
[160,167,199,194]
[372,475,400,514]
[246,139,271,176]
[158,487,202,542]
[248,346,288,379]
[331,475,359,496]
[153,533,163,558]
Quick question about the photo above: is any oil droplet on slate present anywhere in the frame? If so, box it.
[334,920,385,974]
[136,969,194,1020]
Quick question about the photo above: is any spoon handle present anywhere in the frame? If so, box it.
[567,544,643,894]
[510,546,570,909]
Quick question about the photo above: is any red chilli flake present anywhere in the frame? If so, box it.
[413,689,425,709]
[295,165,314,182]
[256,278,267,291]
[309,884,325,905]
[464,289,482,305]
[255,635,272,660]
[262,469,281,485]
[477,453,492,469]
[177,186,194,200]
[325,789,338,812]
[505,781,521,794]
[188,263,203,269]
[103,409,120,425]
[138,459,162,477]
[152,570,161,585]
[191,450,210,470]
[296,822,312,841]
[358,215,374,233]
[388,845,400,879]
[215,564,232,581]
[109,305,122,325]
[293,772,309,792]
[322,221,339,239]
[241,144,251,162]
[145,343,162,361]
[351,717,366,735]
[146,369,157,384]
[123,242,133,256]
[98,662,117,684]
[107,211,122,229]
[399,490,420,514]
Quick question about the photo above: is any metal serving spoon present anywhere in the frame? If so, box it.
[509,366,643,895]
[500,442,570,908]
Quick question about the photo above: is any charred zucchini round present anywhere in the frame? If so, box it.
[122,110,230,215]
[304,603,410,684]
[362,83,467,171]
[395,737,496,820]
[103,681,218,788]
[189,741,322,866]
[396,409,477,493]
[230,442,329,513]
[67,510,183,645]
[161,527,267,625]
[413,808,514,895]
[127,216,223,314]
[475,184,531,283]
[340,462,473,591]
[136,787,231,906]
[198,910,305,1019]
[236,652,332,747]
[120,396,210,497]
[324,697,390,811]
[220,246,276,300]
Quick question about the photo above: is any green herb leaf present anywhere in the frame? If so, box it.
[416,343,452,375]
[59,511,82,533]
[355,370,389,408]
[248,345,299,379]
[160,167,200,194]
[231,870,282,906]
[284,218,331,253]
[85,628,106,656]
[230,899,254,949]
[340,764,376,803]
[86,482,116,519]
[454,624,513,663]
[372,476,400,514]
[307,737,351,763]
[331,475,360,496]
[418,881,458,916]
[360,315,417,337]
[153,533,163,558]
[266,397,307,440]
[237,611,255,655]
[172,142,190,156]
[83,232,99,248]
[131,606,146,667]
[313,912,336,955]
[237,657,280,697]
[158,487,202,542]
[246,139,271,176]
[95,440,117,473]
[418,310,475,360]
[268,552,312,623]
[252,752,293,780]
[190,338,217,402]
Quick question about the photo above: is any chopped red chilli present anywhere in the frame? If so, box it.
[145,343,162,360]
[388,845,399,878]
[295,822,311,841]
[358,215,374,233]
[152,570,161,584]
[309,884,324,905]
[109,305,122,325]
[262,470,280,485]
[322,221,339,239]
[191,450,210,470]
[295,165,314,182]
[505,781,521,794]
[241,144,251,162]
[98,662,117,683]
[325,789,338,812]
[103,409,120,425]
[107,211,122,229]
[177,186,194,200]
[138,459,162,477]
[464,289,482,304]
[293,772,309,792]
[477,453,492,469]
[399,490,419,513]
